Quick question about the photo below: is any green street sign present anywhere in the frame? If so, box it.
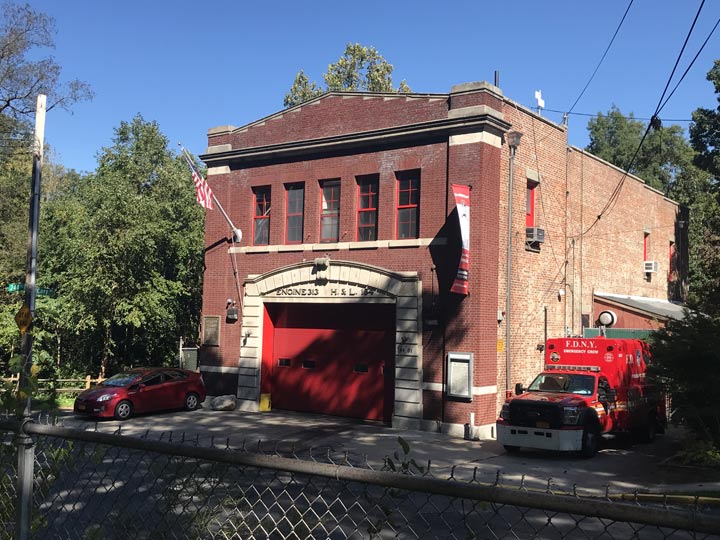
[6,283,54,296]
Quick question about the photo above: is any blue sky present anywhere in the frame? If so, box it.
[24,0,720,174]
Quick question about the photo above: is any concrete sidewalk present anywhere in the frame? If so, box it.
[59,406,720,497]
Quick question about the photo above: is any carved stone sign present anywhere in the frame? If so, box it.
[266,285,384,298]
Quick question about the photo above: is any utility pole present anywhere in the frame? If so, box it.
[15,94,45,540]
[16,94,46,415]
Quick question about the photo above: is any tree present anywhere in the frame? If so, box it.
[0,2,93,122]
[585,104,718,308]
[649,311,720,449]
[690,60,720,179]
[284,43,411,108]
[40,116,205,377]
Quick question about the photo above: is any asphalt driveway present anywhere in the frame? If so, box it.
[57,405,719,497]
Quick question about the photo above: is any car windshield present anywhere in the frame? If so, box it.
[528,373,596,395]
[100,372,141,387]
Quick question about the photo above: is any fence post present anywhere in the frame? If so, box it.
[14,415,35,540]
[85,375,91,389]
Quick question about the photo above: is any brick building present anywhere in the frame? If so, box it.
[197,81,687,439]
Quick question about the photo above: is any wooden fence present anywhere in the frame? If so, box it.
[1,375,104,393]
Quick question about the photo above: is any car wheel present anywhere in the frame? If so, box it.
[114,400,132,421]
[580,426,599,458]
[184,393,200,411]
[503,445,520,454]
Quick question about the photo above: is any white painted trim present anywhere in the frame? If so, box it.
[229,237,445,254]
[449,132,501,148]
[207,166,230,175]
[200,365,240,374]
[423,382,498,396]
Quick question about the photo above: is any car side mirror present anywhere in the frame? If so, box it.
[129,384,140,391]
[514,383,524,395]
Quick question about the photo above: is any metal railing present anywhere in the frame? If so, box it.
[1,415,719,539]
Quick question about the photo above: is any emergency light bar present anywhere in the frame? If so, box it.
[544,364,600,372]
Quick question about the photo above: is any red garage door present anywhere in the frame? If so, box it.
[265,303,395,422]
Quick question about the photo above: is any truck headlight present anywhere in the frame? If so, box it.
[563,406,581,425]
[500,403,511,421]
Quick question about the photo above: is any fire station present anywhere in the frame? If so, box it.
[197,81,688,439]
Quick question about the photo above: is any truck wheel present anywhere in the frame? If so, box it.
[503,445,520,454]
[580,426,599,458]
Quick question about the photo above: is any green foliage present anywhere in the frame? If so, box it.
[690,60,720,179]
[648,311,720,447]
[383,436,425,475]
[284,43,411,108]
[38,115,205,377]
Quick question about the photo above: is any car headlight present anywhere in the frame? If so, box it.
[500,403,511,421]
[563,406,581,425]
[97,394,116,402]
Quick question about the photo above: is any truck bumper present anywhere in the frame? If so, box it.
[496,422,584,452]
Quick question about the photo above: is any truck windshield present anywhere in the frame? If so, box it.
[528,373,596,395]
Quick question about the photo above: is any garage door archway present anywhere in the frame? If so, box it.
[237,260,422,429]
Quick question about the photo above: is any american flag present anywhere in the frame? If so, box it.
[181,148,214,210]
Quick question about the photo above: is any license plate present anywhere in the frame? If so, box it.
[536,421,549,429]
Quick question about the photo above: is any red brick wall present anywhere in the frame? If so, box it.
[200,84,685,432]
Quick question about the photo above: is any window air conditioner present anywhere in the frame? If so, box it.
[525,227,545,243]
[644,261,658,273]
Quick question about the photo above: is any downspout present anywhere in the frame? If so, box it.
[505,132,522,395]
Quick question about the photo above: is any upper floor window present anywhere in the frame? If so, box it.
[320,179,341,242]
[285,183,304,244]
[643,232,649,261]
[253,186,271,246]
[357,174,379,241]
[396,170,420,239]
[526,181,538,227]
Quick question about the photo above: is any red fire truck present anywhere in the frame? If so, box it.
[496,337,666,457]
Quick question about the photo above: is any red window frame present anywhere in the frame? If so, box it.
[320,179,341,243]
[526,181,537,227]
[643,232,649,261]
[285,183,304,244]
[396,170,420,239]
[356,174,378,241]
[252,186,271,246]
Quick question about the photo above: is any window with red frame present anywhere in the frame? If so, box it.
[253,186,271,245]
[285,183,304,244]
[396,170,420,239]
[526,181,538,227]
[356,174,378,241]
[643,232,649,261]
[320,179,340,242]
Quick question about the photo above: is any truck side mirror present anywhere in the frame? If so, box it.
[607,389,617,402]
[514,383,524,395]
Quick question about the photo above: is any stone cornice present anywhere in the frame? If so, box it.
[200,113,511,168]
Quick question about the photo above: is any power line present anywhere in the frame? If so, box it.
[577,0,709,238]
[543,108,693,123]
[567,0,635,115]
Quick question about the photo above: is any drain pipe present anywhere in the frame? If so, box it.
[505,131,522,397]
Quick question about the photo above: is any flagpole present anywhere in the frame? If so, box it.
[180,144,242,243]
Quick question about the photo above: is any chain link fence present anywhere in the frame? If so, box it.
[1,414,719,540]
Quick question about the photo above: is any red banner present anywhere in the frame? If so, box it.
[450,184,470,295]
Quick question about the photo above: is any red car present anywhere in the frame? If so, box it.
[74,368,206,420]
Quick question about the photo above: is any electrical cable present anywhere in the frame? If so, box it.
[567,0,635,115]
[576,0,709,238]
[657,13,720,115]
